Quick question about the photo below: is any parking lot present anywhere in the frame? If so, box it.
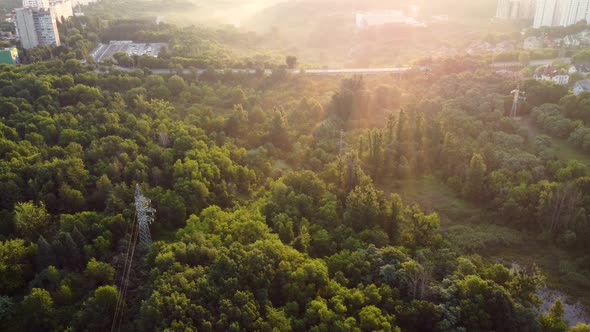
[90,41,167,63]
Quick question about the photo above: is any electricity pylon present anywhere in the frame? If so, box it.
[135,184,155,245]
[510,86,526,118]
[111,185,155,332]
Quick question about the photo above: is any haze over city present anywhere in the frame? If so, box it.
[1,0,590,331]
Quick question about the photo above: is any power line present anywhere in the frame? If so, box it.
[111,185,155,332]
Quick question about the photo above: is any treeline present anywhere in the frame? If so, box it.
[0,57,589,331]
[532,91,590,153]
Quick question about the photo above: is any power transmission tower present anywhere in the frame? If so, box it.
[111,185,155,332]
[510,86,526,118]
[135,184,155,245]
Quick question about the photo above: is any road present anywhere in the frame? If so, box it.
[492,57,571,68]
[97,66,413,76]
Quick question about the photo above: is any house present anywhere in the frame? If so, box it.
[534,65,570,85]
[523,36,543,49]
[496,70,526,80]
[568,63,590,76]
[563,35,580,48]
[573,80,590,95]
[494,40,516,52]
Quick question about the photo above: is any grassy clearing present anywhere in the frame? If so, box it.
[522,116,590,169]
[388,175,482,226]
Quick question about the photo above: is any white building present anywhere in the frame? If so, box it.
[568,63,590,75]
[355,11,425,29]
[71,0,98,6]
[22,0,49,9]
[559,0,590,26]
[497,0,536,19]
[15,7,60,49]
[533,0,590,27]
[50,0,73,23]
[521,0,537,19]
[523,36,543,49]
[534,65,570,84]
[534,0,562,28]
[573,79,590,94]
[496,0,512,19]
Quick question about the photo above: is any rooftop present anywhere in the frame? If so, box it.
[535,65,567,77]
[575,79,590,90]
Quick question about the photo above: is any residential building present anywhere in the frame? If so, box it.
[534,65,570,84]
[534,0,561,27]
[15,8,38,49]
[496,0,512,19]
[496,69,527,80]
[521,0,537,19]
[15,7,60,49]
[568,63,590,75]
[534,0,590,27]
[523,36,543,49]
[497,0,537,19]
[355,11,425,29]
[22,0,49,9]
[71,0,98,6]
[50,0,73,23]
[563,29,590,47]
[0,47,19,64]
[573,79,590,94]
[559,0,590,26]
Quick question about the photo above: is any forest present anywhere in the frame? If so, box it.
[1,45,590,331]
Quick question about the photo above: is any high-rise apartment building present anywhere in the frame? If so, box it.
[50,0,73,23]
[496,0,536,20]
[15,7,60,49]
[533,0,561,27]
[533,0,590,27]
[22,0,49,9]
[520,0,537,19]
[559,0,590,26]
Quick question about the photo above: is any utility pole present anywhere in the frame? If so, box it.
[510,86,526,118]
[339,129,345,155]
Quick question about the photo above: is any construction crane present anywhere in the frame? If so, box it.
[510,86,526,118]
[111,185,155,332]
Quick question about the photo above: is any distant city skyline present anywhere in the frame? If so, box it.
[532,0,590,28]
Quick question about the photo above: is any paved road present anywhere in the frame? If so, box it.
[492,57,571,68]
[97,65,413,76]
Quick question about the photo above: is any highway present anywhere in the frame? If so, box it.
[491,57,571,68]
[98,65,413,76]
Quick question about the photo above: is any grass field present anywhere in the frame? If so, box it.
[388,175,482,226]
[522,116,590,169]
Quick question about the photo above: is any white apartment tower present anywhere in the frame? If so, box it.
[533,0,590,27]
[521,0,537,19]
[559,0,590,26]
[22,0,50,9]
[496,0,512,19]
[533,0,561,27]
[496,0,536,19]
[50,0,74,23]
[15,7,60,49]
